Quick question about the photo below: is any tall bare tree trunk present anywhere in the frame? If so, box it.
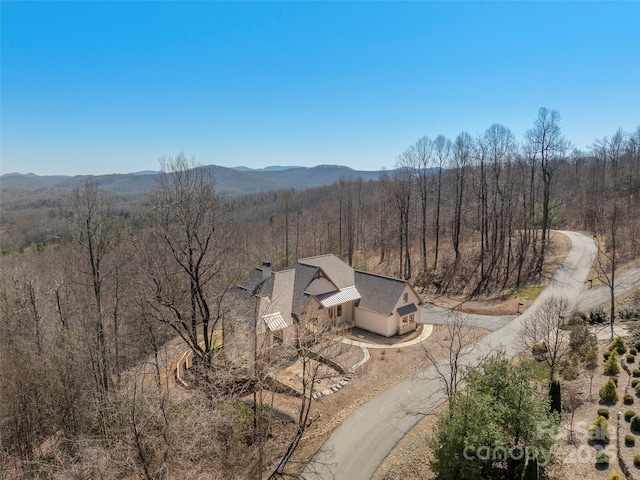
[526,108,568,276]
[433,135,450,271]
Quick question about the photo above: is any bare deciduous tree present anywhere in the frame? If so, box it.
[144,154,236,368]
[517,295,573,381]
[390,166,413,279]
[397,137,432,274]
[591,128,627,340]
[525,108,569,275]
[583,345,598,400]
[564,383,583,444]
[419,311,487,412]
[270,319,348,478]
[433,135,451,271]
[71,179,120,419]
[450,132,471,263]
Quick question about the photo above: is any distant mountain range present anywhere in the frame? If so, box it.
[0,164,401,197]
[231,165,305,172]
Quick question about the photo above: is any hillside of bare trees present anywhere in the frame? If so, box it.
[1,109,638,478]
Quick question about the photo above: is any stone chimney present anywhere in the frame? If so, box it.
[261,261,272,281]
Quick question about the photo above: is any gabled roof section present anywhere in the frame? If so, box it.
[354,270,408,316]
[270,269,295,320]
[298,254,355,289]
[252,269,296,335]
[286,262,320,316]
[242,255,420,323]
[317,285,362,308]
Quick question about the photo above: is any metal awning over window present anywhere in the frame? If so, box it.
[317,286,361,308]
[263,312,289,331]
[397,303,418,316]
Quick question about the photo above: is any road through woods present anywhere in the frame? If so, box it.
[302,230,598,480]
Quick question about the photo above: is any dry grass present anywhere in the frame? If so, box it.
[272,343,363,395]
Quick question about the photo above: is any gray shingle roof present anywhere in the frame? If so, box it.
[286,262,319,316]
[270,269,295,321]
[255,273,274,297]
[243,255,415,323]
[247,269,297,334]
[239,267,267,291]
[354,270,407,315]
[298,254,355,289]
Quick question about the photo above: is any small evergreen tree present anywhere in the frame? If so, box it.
[522,455,539,480]
[590,307,609,324]
[561,354,581,380]
[599,378,619,403]
[631,415,640,432]
[430,353,557,480]
[604,352,620,375]
[588,415,610,444]
[549,379,562,414]
[569,325,590,355]
[609,337,627,355]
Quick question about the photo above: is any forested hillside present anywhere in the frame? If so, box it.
[1,109,638,478]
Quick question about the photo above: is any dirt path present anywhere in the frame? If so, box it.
[119,335,193,394]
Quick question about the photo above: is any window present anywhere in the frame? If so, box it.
[403,292,408,303]
[401,313,415,325]
[336,305,342,317]
[273,330,283,345]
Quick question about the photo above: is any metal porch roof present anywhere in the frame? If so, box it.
[263,312,289,332]
[317,286,362,308]
[397,303,418,316]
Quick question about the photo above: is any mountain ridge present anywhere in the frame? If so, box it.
[231,165,305,172]
[0,164,404,197]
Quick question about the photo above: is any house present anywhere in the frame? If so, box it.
[227,255,422,363]
[288,255,422,338]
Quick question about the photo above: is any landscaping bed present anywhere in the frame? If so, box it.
[373,320,640,480]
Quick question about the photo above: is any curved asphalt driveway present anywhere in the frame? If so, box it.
[302,231,599,480]
[576,265,640,312]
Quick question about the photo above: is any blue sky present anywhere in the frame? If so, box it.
[1,1,639,176]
